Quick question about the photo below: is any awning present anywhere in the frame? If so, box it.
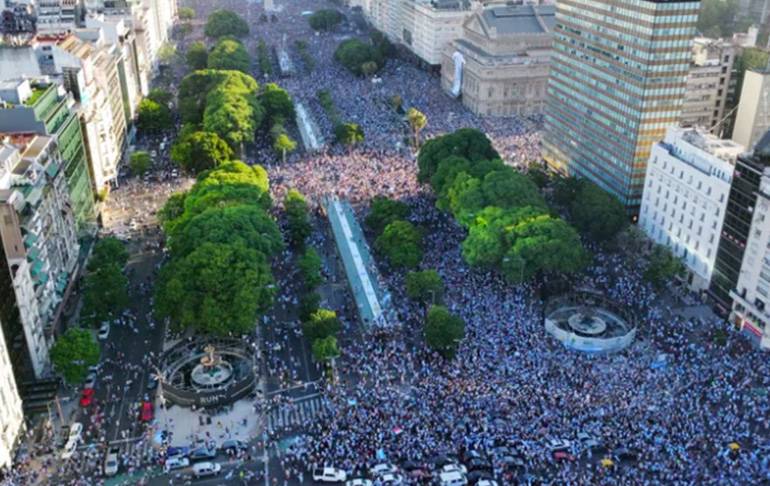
[30,259,43,278]
[55,279,66,293]
[26,246,39,262]
[35,271,48,286]
[45,163,60,179]
[24,232,37,248]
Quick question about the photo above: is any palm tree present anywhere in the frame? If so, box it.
[407,108,427,149]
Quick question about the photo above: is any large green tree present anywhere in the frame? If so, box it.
[186,41,209,71]
[82,264,129,325]
[407,108,427,148]
[424,305,465,358]
[312,336,340,363]
[183,161,271,217]
[171,131,233,174]
[130,151,152,176]
[334,122,364,149]
[203,86,263,150]
[284,189,313,247]
[417,128,500,183]
[298,247,323,289]
[205,9,249,39]
[302,309,341,340]
[178,6,195,19]
[405,270,444,304]
[147,88,173,108]
[155,242,275,335]
[376,220,423,268]
[87,237,128,272]
[168,205,283,260]
[644,244,686,289]
[333,39,385,76]
[49,328,100,384]
[261,84,296,126]
[570,181,627,244]
[137,99,172,133]
[308,9,345,31]
[365,196,410,235]
[208,38,251,73]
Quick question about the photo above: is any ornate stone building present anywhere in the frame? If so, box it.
[441,3,554,117]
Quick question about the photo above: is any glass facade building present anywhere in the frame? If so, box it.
[542,0,701,214]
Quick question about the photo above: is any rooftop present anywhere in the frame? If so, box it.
[481,4,555,35]
[24,86,48,106]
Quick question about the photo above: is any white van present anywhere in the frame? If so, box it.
[439,471,467,486]
[165,456,190,471]
[193,462,221,478]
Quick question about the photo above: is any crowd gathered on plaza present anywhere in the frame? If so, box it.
[4,0,770,485]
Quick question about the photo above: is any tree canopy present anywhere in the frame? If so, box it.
[366,196,410,235]
[418,128,499,183]
[421,128,585,281]
[205,9,249,39]
[137,99,172,133]
[171,130,233,174]
[644,244,686,289]
[284,189,313,247]
[155,162,280,336]
[49,328,100,384]
[208,38,251,73]
[424,305,465,358]
[697,0,739,38]
[333,39,386,76]
[302,309,341,341]
[334,122,364,149]
[87,237,128,272]
[186,41,209,71]
[312,336,340,362]
[570,181,628,244]
[130,151,151,176]
[260,84,296,127]
[308,9,345,31]
[178,6,195,19]
[298,247,323,289]
[407,108,427,148]
[376,220,423,269]
[405,270,444,304]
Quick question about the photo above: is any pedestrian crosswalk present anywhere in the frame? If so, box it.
[69,437,155,475]
[266,395,326,432]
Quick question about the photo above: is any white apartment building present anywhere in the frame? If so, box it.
[399,0,477,66]
[731,157,770,350]
[35,0,78,34]
[733,69,770,150]
[38,34,127,188]
[0,318,23,469]
[640,127,745,292]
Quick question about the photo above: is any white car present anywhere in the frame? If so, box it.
[98,322,110,340]
[192,462,221,478]
[84,373,96,389]
[68,422,84,444]
[546,438,571,453]
[313,467,347,483]
[370,464,398,477]
[61,440,78,460]
[440,464,468,476]
[438,471,467,486]
[477,481,498,486]
[104,446,120,476]
[577,432,603,452]
[166,456,190,470]
[379,473,404,486]
[346,480,372,486]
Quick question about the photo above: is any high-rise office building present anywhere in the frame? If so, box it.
[541,0,701,214]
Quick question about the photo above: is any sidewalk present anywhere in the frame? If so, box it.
[152,399,263,448]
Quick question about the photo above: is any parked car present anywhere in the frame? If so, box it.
[466,458,492,472]
[346,479,372,486]
[487,446,511,459]
[441,464,468,476]
[192,462,221,478]
[190,447,217,461]
[438,471,467,486]
[98,322,110,340]
[370,463,398,477]
[141,402,153,421]
[613,447,638,462]
[221,440,248,454]
[461,451,482,463]
[84,373,97,389]
[546,439,571,453]
[80,388,93,407]
[313,467,347,483]
[477,480,498,486]
[379,473,404,486]
[167,446,190,458]
[61,440,78,460]
[466,470,494,484]
[577,433,604,453]
[68,423,83,444]
[147,378,158,390]
[104,446,120,476]
[55,425,71,449]
[166,456,191,470]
